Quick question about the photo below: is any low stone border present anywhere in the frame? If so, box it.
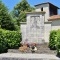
[0,53,60,60]
[0,57,59,60]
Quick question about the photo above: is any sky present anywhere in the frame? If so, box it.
[1,0,60,14]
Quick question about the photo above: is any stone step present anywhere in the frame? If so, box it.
[8,43,56,54]
[0,53,60,60]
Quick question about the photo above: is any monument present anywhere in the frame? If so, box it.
[21,12,45,44]
[20,2,60,44]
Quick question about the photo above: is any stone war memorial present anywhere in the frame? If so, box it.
[20,2,60,44]
[0,2,60,60]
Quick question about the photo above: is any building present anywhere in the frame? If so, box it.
[20,2,60,44]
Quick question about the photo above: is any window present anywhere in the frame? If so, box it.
[41,7,43,11]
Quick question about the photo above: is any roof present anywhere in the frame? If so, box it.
[26,11,45,14]
[35,2,59,9]
[48,15,60,21]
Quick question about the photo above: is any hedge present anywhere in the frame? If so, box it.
[0,29,22,53]
[49,30,57,50]
[0,30,8,53]
[49,29,60,55]
[56,30,60,55]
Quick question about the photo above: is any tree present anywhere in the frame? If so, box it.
[14,0,35,26]
[1,14,15,30]
[17,11,26,26]
[0,0,8,24]
[0,1,15,30]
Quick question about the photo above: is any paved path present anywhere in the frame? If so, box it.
[0,53,60,60]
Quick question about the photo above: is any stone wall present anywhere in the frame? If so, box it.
[44,22,52,42]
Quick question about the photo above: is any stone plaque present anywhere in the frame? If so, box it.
[21,15,45,44]
[29,16,44,43]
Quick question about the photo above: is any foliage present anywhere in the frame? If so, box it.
[0,1,16,31]
[17,11,26,26]
[1,14,16,31]
[56,30,60,55]
[0,30,8,53]
[0,29,22,53]
[14,0,34,12]
[9,10,18,25]
[13,0,35,25]
[9,10,20,31]
[49,29,60,55]
[0,1,8,24]
[49,30,57,50]
[6,31,22,49]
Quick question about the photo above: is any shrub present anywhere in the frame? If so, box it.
[49,29,60,55]
[49,30,57,50]
[0,30,8,53]
[56,30,60,55]
[6,31,22,49]
[0,29,22,53]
